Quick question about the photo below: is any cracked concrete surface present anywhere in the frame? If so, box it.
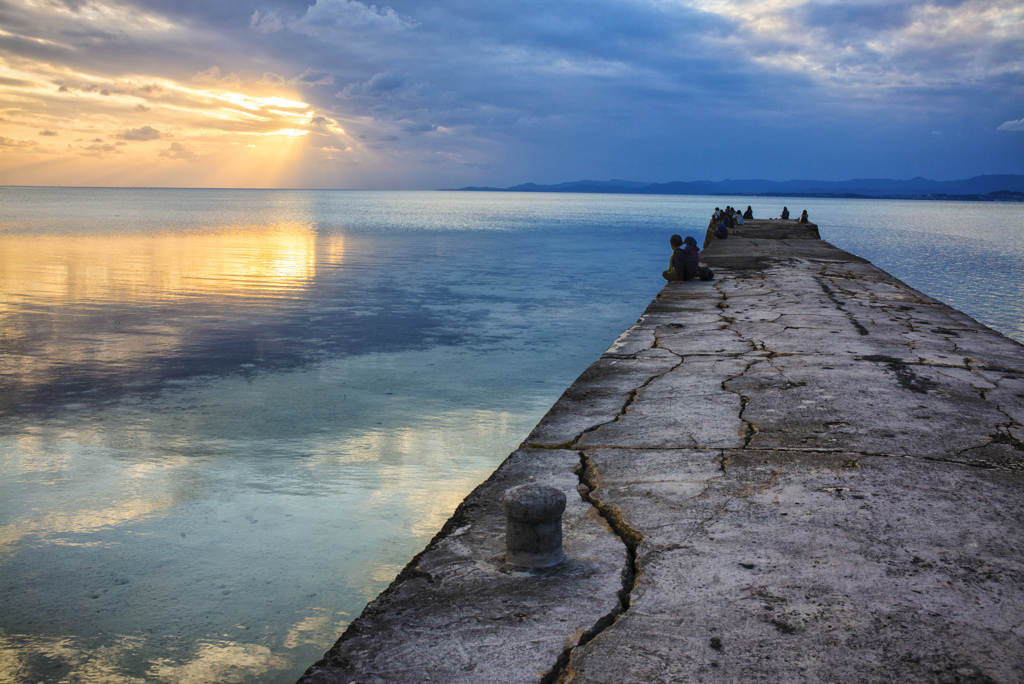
[298,220,1024,683]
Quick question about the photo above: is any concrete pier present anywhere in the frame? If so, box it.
[298,219,1024,683]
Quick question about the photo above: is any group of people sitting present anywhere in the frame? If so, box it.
[715,206,754,221]
[662,203,811,283]
[712,205,753,232]
[710,205,753,239]
[780,206,810,222]
[720,205,810,226]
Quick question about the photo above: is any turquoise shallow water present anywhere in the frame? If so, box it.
[1,189,1022,683]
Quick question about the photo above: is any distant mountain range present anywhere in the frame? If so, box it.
[449,175,1024,200]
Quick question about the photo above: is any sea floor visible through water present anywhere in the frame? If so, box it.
[1,189,1022,683]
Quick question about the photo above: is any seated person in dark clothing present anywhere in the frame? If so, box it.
[662,234,700,282]
[663,234,684,281]
[781,206,790,220]
[798,209,809,223]
[679,236,700,279]
[743,206,753,219]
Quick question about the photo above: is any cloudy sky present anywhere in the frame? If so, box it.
[1,0,1022,189]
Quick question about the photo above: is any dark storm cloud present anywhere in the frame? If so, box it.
[245,0,1024,181]
[340,72,410,97]
[796,0,916,34]
[257,0,760,150]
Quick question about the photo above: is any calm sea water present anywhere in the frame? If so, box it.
[1,188,1021,683]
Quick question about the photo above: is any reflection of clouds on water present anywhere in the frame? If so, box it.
[282,608,349,650]
[0,494,170,556]
[0,606,348,683]
[147,641,288,683]
[0,633,148,684]
[0,451,184,557]
[0,224,341,414]
[0,352,542,683]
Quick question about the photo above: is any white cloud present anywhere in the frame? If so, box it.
[258,73,287,86]
[685,0,1024,91]
[0,136,40,148]
[19,0,178,35]
[118,125,162,141]
[192,67,241,86]
[250,10,285,34]
[340,72,410,98]
[290,69,335,86]
[998,118,1024,131]
[159,142,198,160]
[251,0,412,38]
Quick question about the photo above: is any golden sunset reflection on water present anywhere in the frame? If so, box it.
[0,224,336,305]
[0,226,346,398]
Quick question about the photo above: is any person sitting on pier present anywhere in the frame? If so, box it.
[781,206,790,220]
[799,209,809,223]
[714,220,729,240]
[679,236,700,280]
[662,234,684,282]
[743,206,753,219]
[662,234,700,282]
[734,211,744,225]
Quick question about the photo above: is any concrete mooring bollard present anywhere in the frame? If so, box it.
[503,484,566,568]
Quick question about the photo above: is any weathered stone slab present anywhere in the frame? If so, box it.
[577,357,749,450]
[524,352,678,447]
[604,321,655,357]
[655,324,753,356]
[734,354,1014,458]
[568,449,1024,683]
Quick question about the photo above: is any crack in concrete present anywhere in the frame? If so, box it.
[526,350,686,451]
[566,444,1021,473]
[968,361,1024,376]
[618,355,683,412]
[542,451,644,684]
[711,282,772,451]
[816,275,870,336]
[764,355,809,391]
[719,452,732,473]
[523,440,581,451]
[989,431,1024,452]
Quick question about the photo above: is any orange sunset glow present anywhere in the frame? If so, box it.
[0,56,366,187]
